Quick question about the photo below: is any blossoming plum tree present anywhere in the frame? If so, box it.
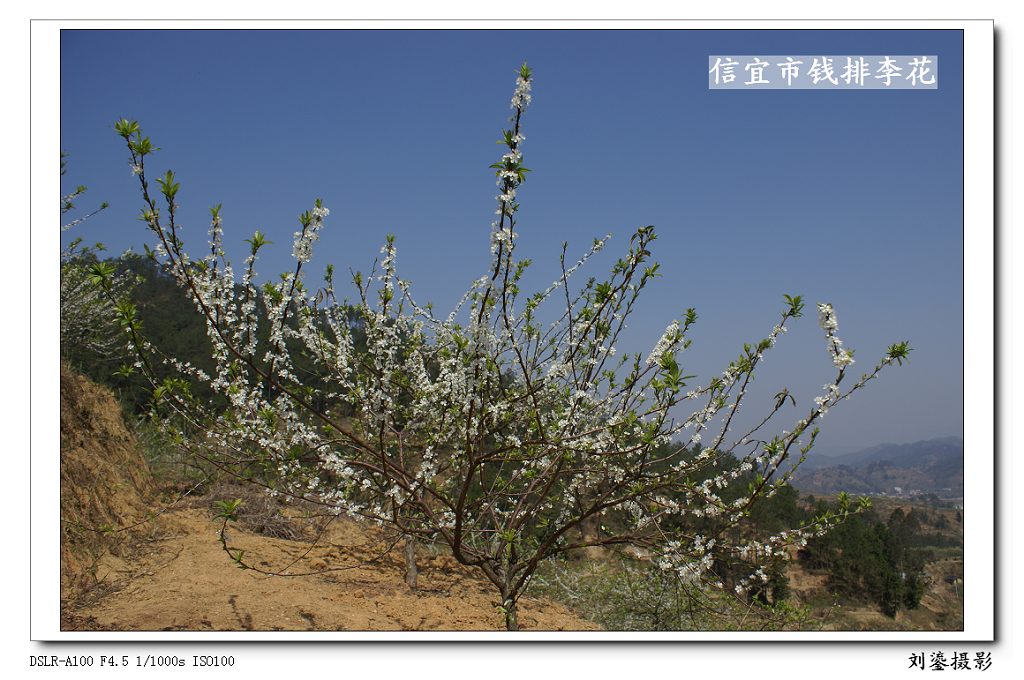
[61,153,136,366]
[103,64,911,630]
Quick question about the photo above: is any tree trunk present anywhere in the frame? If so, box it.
[502,597,519,631]
[404,535,418,590]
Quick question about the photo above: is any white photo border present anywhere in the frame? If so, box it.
[31,17,995,643]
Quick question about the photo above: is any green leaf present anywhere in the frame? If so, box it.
[214,498,244,522]
[886,341,912,365]
[113,118,140,138]
[155,170,179,199]
[87,261,116,287]
[783,294,805,317]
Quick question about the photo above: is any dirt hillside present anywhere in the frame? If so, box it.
[59,366,596,632]
[60,362,155,602]
[784,553,963,631]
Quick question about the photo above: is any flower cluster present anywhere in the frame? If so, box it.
[292,203,328,263]
[817,302,855,368]
[510,65,532,110]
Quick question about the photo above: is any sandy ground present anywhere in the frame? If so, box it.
[65,506,596,632]
[60,364,594,632]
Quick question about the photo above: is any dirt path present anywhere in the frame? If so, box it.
[66,507,596,632]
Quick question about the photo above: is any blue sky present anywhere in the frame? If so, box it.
[59,28,964,452]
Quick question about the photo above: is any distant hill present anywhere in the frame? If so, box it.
[791,437,964,496]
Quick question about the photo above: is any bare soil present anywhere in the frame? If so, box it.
[59,365,595,632]
[65,507,595,631]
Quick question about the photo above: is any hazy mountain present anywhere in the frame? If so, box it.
[791,436,964,496]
